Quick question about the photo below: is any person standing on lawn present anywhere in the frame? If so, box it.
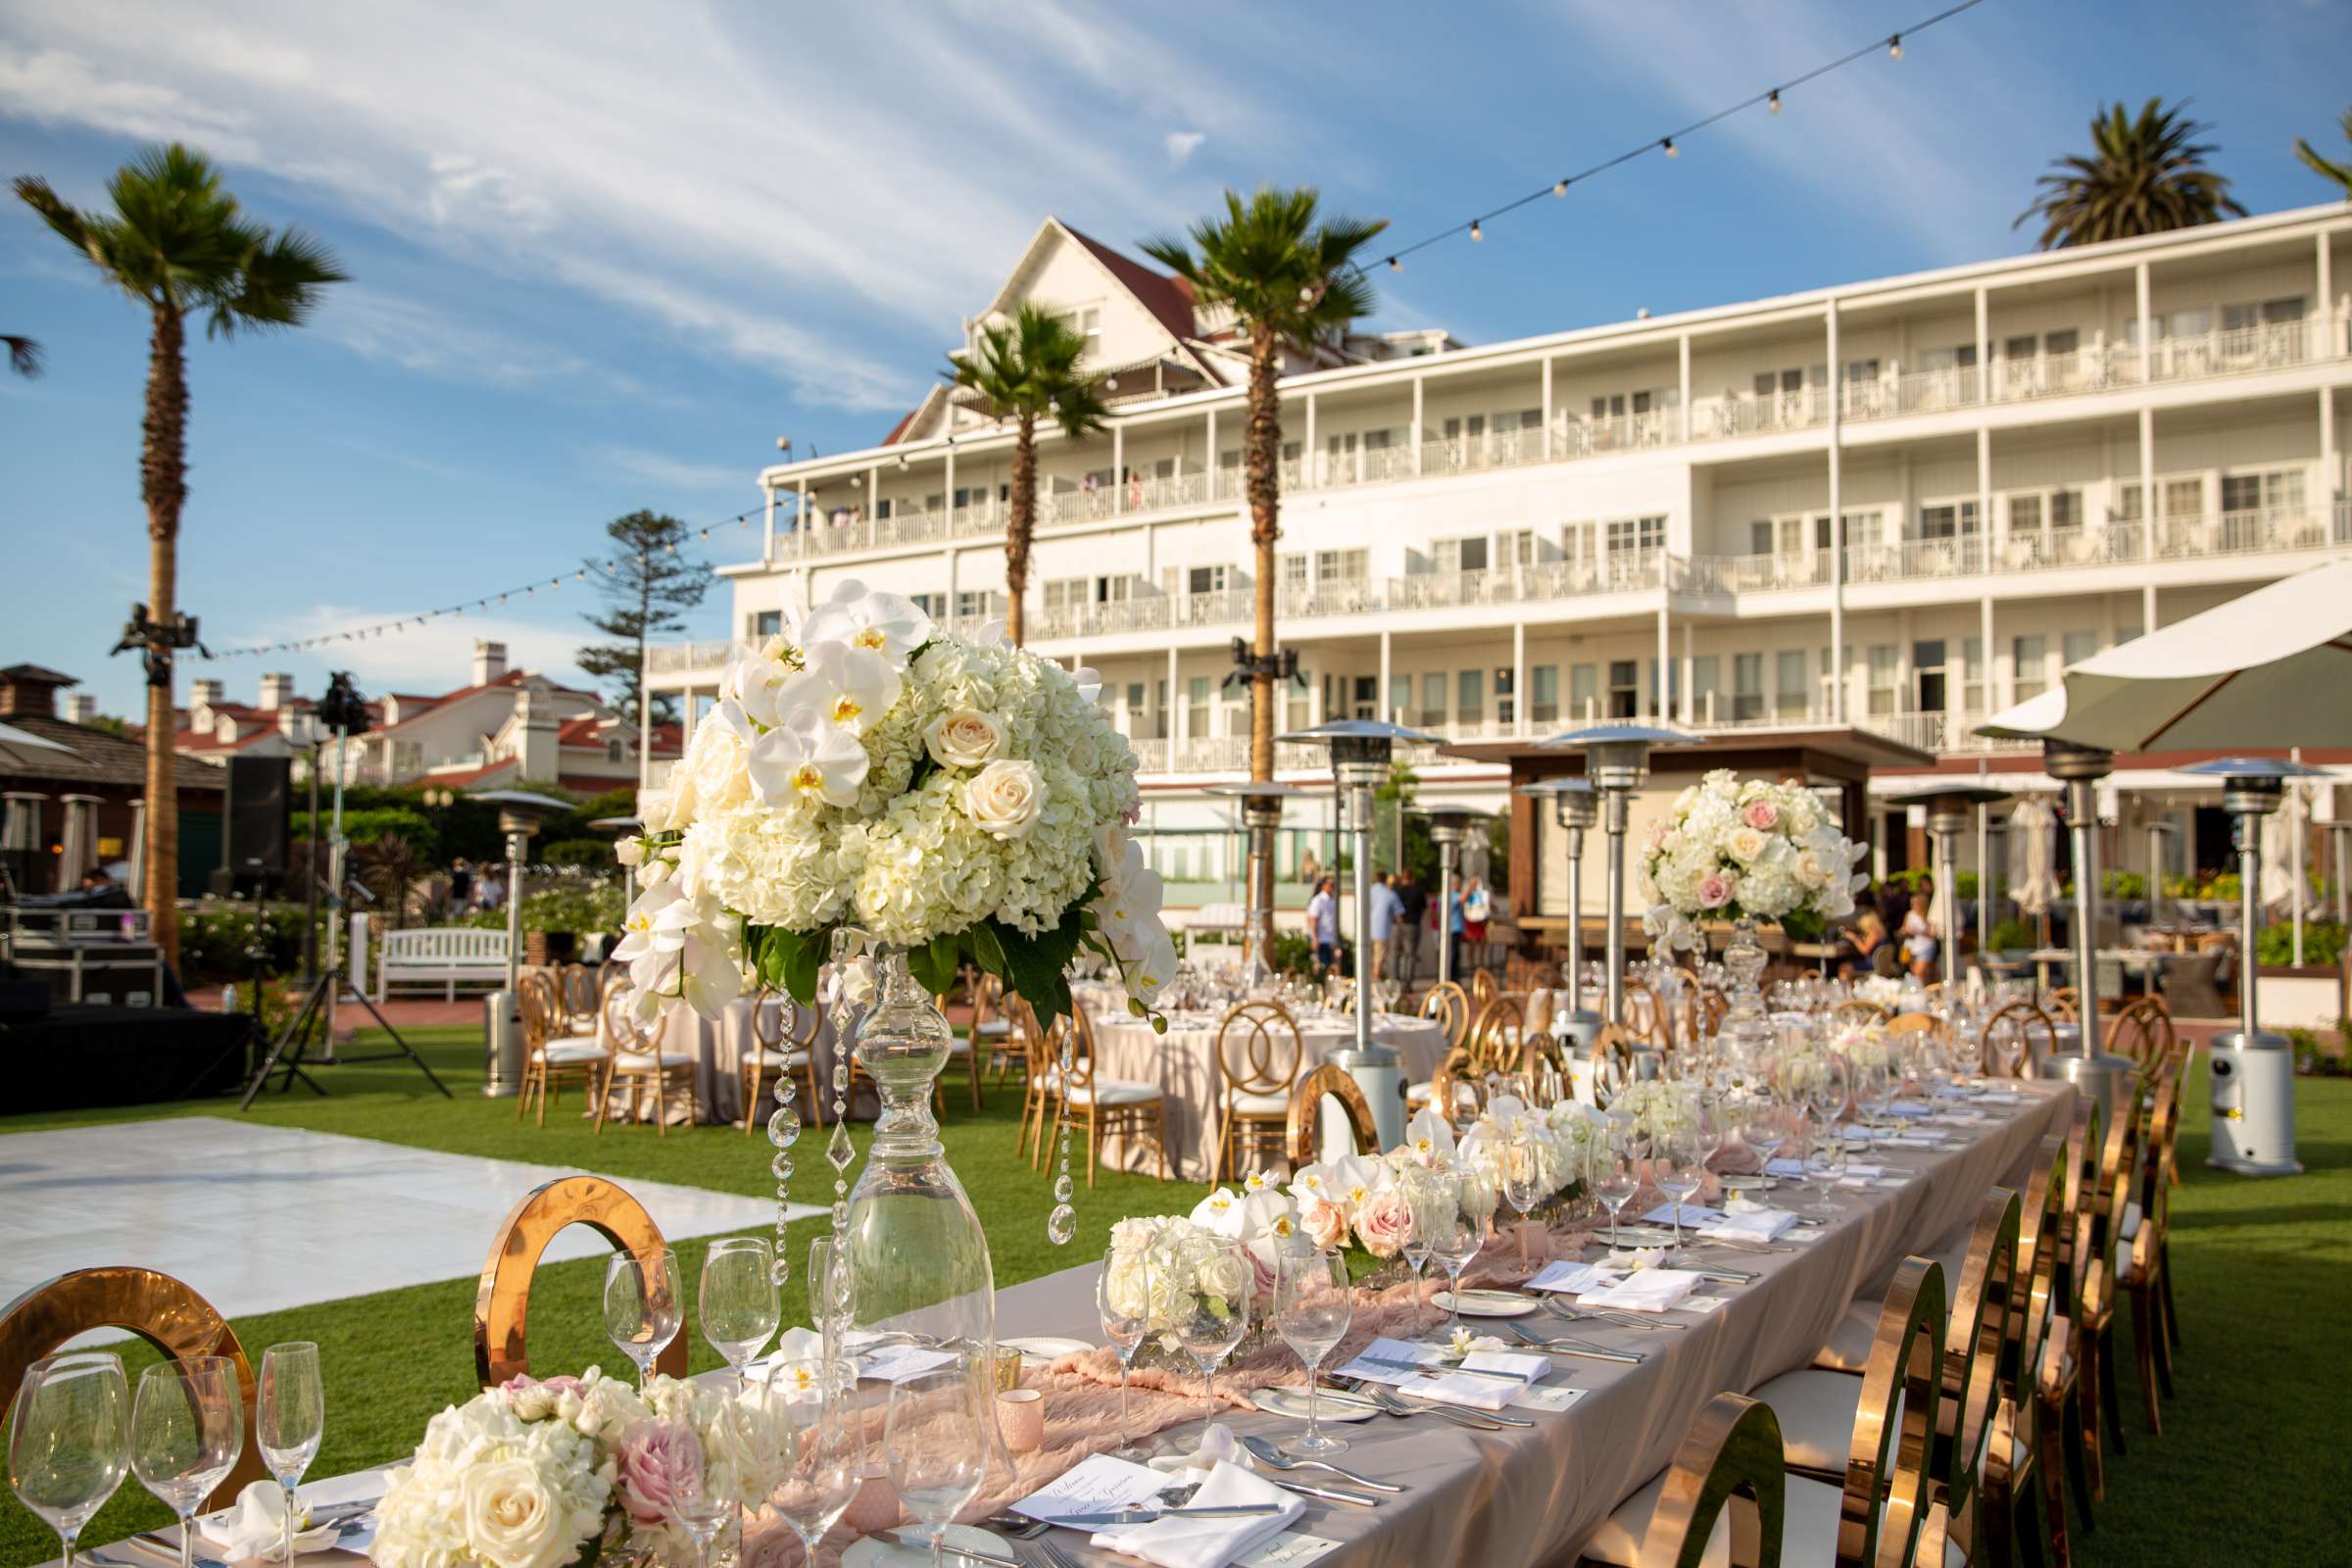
[1392,869,1427,983]
[1306,875,1340,975]
[1368,870,1400,986]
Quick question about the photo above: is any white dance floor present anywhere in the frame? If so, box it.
[0,1117,809,1318]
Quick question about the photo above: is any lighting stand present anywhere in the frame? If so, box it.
[1892,785,2008,988]
[1517,777,1599,1047]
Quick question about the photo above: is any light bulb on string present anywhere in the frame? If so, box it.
[1469,220,1483,241]
[1887,34,1901,59]
[1769,89,1782,113]
[1552,179,1568,197]
[1661,137,1678,159]
[1386,256,1400,271]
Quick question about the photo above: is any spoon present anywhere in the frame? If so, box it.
[1238,1434,1406,1493]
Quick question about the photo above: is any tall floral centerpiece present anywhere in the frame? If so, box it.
[612,581,1176,1356]
[1640,770,1867,1032]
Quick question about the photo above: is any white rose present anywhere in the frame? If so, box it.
[963,759,1044,840]
[614,836,645,867]
[460,1458,570,1568]
[687,721,751,811]
[924,707,1004,768]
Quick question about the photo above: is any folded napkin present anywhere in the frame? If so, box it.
[1147,1423,1245,1477]
[1642,1201,1723,1228]
[1398,1349,1550,1410]
[1700,1207,1798,1243]
[1577,1267,1702,1313]
[1763,1156,1808,1178]
[204,1482,341,1562]
[1091,1459,1304,1568]
[1886,1100,1934,1119]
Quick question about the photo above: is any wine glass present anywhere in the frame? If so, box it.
[130,1357,243,1568]
[1273,1248,1353,1457]
[657,1413,736,1568]
[1594,1123,1642,1252]
[256,1342,323,1568]
[700,1238,780,1386]
[1800,1108,1849,1217]
[8,1350,128,1568]
[1397,1167,1445,1334]
[808,1235,858,1359]
[1654,1127,1703,1261]
[1171,1235,1251,1422]
[1097,1243,1152,1461]
[1499,1129,1544,1272]
[762,1358,859,1566]
[1423,1187,1483,1341]
[604,1248,684,1390]
[883,1360,989,1567]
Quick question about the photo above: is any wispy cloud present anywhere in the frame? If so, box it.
[1164,130,1205,169]
[313,287,670,400]
[596,443,755,496]
[213,605,601,696]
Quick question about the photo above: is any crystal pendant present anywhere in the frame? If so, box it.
[1053,1173,1074,1203]
[767,1104,800,1148]
[1047,1203,1078,1246]
[825,1117,856,1178]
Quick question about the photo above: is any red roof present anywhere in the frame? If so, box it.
[173,724,293,755]
[878,407,919,448]
[554,715,681,756]
[1062,223,1199,343]
[370,669,596,735]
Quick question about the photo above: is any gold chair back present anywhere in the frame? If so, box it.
[1215,1002,1303,1102]
[559,961,598,1026]
[1980,999,2058,1079]
[1839,1255,1946,1568]
[1936,1188,2022,1534]
[1468,996,1526,1074]
[0,1268,270,1510]
[1469,967,1498,1006]
[1643,1391,1788,1568]
[1588,1022,1639,1109]
[2110,995,2177,1086]
[2012,1134,2070,1409]
[474,1175,690,1388]
[1287,1063,1379,1166]
[2044,988,2081,1024]
[516,969,560,1052]
[1518,1031,1569,1106]
[601,973,651,1048]
[1885,1011,1938,1040]
[1419,981,1472,1049]
[1427,1048,1481,1127]
[1831,999,1891,1029]
[1624,977,1674,1051]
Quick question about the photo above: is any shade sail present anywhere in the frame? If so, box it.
[1977,558,2352,752]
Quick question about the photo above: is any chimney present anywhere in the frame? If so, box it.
[513,679,560,780]
[0,664,73,720]
[63,694,97,724]
[191,678,225,709]
[473,639,509,686]
[259,672,293,710]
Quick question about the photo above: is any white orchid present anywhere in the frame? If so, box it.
[1237,1188,1298,1247]
[746,714,869,808]
[1325,1152,1394,1216]
[777,641,902,736]
[723,636,802,729]
[802,578,933,665]
[1404,1105,1456,1166]
[1189,1187,1246,1238]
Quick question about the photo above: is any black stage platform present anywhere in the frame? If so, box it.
[3,1004,251,1111]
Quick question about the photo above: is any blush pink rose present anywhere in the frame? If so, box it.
[1697,872,1737,908]
[1355,1190,1412,1259]
[1742,800,1781,830]
[1300,1196,1348,1250]
[615,1419,703,1527]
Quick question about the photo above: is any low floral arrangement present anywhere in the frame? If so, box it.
[612,580,1173,1031]
[1641,770,1867,951]
[1609,1080,1700,1140]
[368,1367,783,1568]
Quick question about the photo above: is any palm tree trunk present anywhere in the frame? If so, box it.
[142,304,189,968]
[1246,322,1280,924]
[1005,412,1038,647]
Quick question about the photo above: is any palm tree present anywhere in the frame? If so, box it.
[3,335,39,376]
[1141,188,1385,906]
[17,144,346,965]
[2296,107,2352,198]
[2017,98,2246,250]
[945,305,1109,646]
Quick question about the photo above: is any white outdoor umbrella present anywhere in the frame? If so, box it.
[1979,558,2352,752]
[0,720,72,764]
[2007,797,2062,916]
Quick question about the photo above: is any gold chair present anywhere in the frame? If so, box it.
[594,974,697,1135]
[516,968,611,1126]
[1285,1062,1379,1166]
[1419,981,1473,1050]
[2076,1091,2143,1493]
[1468,995,1527,1074]
[741,988,824,1136]
[1587,1022,1639,1109]
[1013,1001,1059,1163]
[1636,1392,1791,1568]
[2035,1102,2103,1542]
[1981,999,2059,1079]
[1469,967,1499,1007]
[1034,1004,1168,1185]
[2109,995,2180,1091]
[2119,1067,2180,1434]
[969,970,1025,1085]
[924,981,985,1115]
[473,1175,690,1388]
[1980,1135,2070,1568]
[0,1268,270,1510]
[1407,1046,1481,1127]
[2044,988,2081,1024]
[1830,999,1892,1029]
[1625,977,1675,1051]
[558,961,601,1031]
[1519,1031,1570,1106]
[1213,1001,1302,1180]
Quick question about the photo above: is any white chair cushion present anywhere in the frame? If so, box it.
[747,1048,811,1067]
[613,1051,695,1071]
[945,1037,972,1055]
[1403,1081,1435,1105]
[1748,1368,1861,1473]
[535,1042,608,1065]
[1063,1079,1160,1107]
[1588,1466,1960,1568]
[975,1018,1013,1037]
[2120,1199,2142,1242]
[1814,1298,1880,1374]
[1228,1091,1289,1115]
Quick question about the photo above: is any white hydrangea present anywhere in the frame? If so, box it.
[1640,769,1866,948]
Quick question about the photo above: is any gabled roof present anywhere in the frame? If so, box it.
[369,669,597,735]
[4,713,226,791]
[1059,222,1199,343]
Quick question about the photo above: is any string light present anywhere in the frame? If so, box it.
[1340,0,1982,277]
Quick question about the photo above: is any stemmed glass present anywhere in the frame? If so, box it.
[1097,1244,1152,1461]
[604,1248,685,1390]
[1499,1129,1544,1274]
[1798,1054,1851,1217]
[1654,1127,1704,1261]
[1594,1123,1642,1252]
[1172,1236,1251,1422]
[8,1350,128,1568]
[1800,1109,1849,1217]
[658,1413,737,1568]
[883,1360,989,1568]
[1742,1095,1791,1190]
[1423,1187,1482,1341]
[130,1357,244,1568]
[1397,1168,1446,1334]
[1273,1248,1353,1457]
[762,1358,860,1567]
[700,1237,780,1386]
[256,1342,323,1568]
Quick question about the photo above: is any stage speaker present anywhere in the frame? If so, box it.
[221,756,291,882]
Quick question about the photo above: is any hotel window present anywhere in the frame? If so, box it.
[2062,631,2097,669]
[1153,679,1169,739]
[1421,671,1447,728]
[1775,650,1809,718]
[1840,510,1885,549]
[752,610,784,638]
[1457,669,1485,725]
[1443,414,1488,444]
[2221,468,2305,515]
[1749,519,1776,556]
[1071,306,1102,350]
[2116,623,2142,646]
[1042,578,1085,611]
[2013,635,2048,703]
[955,590,995,622]
[1916,501,1980,540]
[1351,677,1378,721]
[1503,529,1540,568]
[1732,654,1763,722]
[1569,662,1598,721]
[1124,683,1146,733]
[1279,553,1309,591]
[1866,645,1899,717]
[1607,661,1640,719]
[1187,564,1230,596]
[1605,515,1665,558]
[2051,489,2082,529]
[1690,657,1721,723]
[2008,494,2042,537]
[1494,667,1515,726]
[1186,677,1210,739]
[1291,680,1313,731]
[1436,536,1490,574]
[1388,674,1410,722]
[1531,665,1559,724]
[1962,638,1985,713]
[2222,296,2307,330]
[1315,548,1369,583]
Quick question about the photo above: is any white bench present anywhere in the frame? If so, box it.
[373,926,513,1002]
[1185,903,1249,944]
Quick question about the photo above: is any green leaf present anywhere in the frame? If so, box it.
[969,920,1008,978]
[749,924,828,1006]
[908,933,961,998]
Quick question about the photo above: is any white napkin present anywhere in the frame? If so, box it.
[1642,1201,1723,1228]
[1147,1423,1246,1476]
[1701,1207,1798,1243]
[1525,1260,1610,1295]
[204,1483,340,1562]
[1763,1156,1808,1178]
[1577,1267,1702,1313]
[1091,1459,1304,1568]
[1397,1350,1549,1411]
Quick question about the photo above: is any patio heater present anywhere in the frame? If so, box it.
[2178,757,2327,1176]
[2041,740,2137,1126]
[1538,725,1696,1027]
[470,788,572,1099]
[1516,776,1600,1047]
[1280,719,1431,1152]
[1887,784,2008,988]
[2145,818,2180,934]
[1202,781,1305,983]
[1410,803,1487,994]
[2,791,45,897]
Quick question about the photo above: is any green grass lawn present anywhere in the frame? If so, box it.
[1,1029,2345,1563]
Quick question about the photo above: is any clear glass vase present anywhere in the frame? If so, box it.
[1717,914,1773,1088]
[837,944,998,1364]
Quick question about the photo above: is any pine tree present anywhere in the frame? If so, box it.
[576,510,709,726]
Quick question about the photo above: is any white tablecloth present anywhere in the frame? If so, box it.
[596,994,847,1127]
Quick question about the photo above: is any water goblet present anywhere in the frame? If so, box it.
[1172,1236,1251,1423]
[1423,1193,1483,1341]
[1397,1168,1446,1334]
[130,1357,243,1568]
[1800,1110,1849,1216]
[1594,1124,1642,1252]
[1499,1128,1544,1272]
[8,1350,128,1568]
[1273,1247,1353,1456]
[256,1342,323,1568]
[700,1237,780,1387]
[883,1359,989,1568]
[1653,1127,1704,1260]
[604,1249,684,1391]
[761,1358,859,1567]
[1098,1243,1152,1461]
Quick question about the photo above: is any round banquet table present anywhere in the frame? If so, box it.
[1085,1005,1449,1181]
[595,992,850,1127]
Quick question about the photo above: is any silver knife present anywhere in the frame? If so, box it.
[1267,1476,1384,1507]
[1354,1354,1532,1386]
[1042,1502,1286,1526]
[878,1530,1021,1565]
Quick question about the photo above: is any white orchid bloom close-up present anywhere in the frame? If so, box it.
[747,713,869,808]
[801,578,934,664]
[777,640,903,735]
[1404,1105,1457,1166]
[1189,1187,1245,1238]
[722,636,801,728]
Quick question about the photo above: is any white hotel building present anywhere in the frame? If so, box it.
[647,205,2352,903]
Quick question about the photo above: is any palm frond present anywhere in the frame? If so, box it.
[3,335,41,377]
[2294,106,2352,198]
[2016,98,2243,249]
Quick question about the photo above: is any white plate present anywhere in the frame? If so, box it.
[1717,1173,1773,1192]
[1253,1384,1381,1423]
[1001,1335,1094,1367]
[1602,1224,1681,1248]
[844,1524,1013,1566]
[1430,1289,1539,1318]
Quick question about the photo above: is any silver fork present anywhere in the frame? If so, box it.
[1545,1298,1684,1332]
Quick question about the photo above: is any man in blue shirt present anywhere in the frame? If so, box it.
[1305,875,1340,974]
[1368,871,1401,986]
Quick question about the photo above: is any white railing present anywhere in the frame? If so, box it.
[646,639,753,675]
[1690,387,1833,440]
[1843,535,1986,584]
[1994,522,2146,571]
[1679,549,1837,594]
[1278,579,1380,619]
[2153,504,2344,560]
[1385,552,1664,612]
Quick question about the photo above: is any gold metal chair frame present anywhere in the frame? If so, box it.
[1830,999,1892,1029]
[1469,996,1527,1075]
[2122,1067,2181,1434]
[1643,1391,1789,1568]
[1519,1031,1570,1106]
[474,1175,689,1389]
[1624,977,1675,1051]
[516,967,610,1127]
[741,988,825,1137]
[1588,1022,1639,1109]
[2076,1088,2143,1495]
[1980,999,2059,1080]
[970,970,1026,1086]
[1034,1004,1169,1185]
[557,961,600,1030]
[1836,1255,1946,1568]
[1470,967,1499,1007]
[1419,981,1473,1050]
[1286,1062,1380,1166]
[594,974,694,1136]
[1015,1001,1057,1163]
[1929,1188,2023,1558]
[1424,1047,1481,1128]
[1981,1134,2070,1568]
[0,1267,270,1510]
[1214,1001,1303,1180]
[2035,1102,2103,1544]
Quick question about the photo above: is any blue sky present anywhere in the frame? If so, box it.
[4,0,2347,718]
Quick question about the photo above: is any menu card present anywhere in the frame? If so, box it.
[856,1344,961,1383]
[1009,1452,1172,1524]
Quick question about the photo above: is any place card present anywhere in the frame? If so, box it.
[1510,1384,1586,1412]
[1525,1260,1612,1295]
[1008,1452,1170,1524]
[1334,1336,1446,1385]
[856,1344,961,1383]
[1642,1201,1724,1228]
[1679,1294,1731,1315]
[1241,1534,1345,1566]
